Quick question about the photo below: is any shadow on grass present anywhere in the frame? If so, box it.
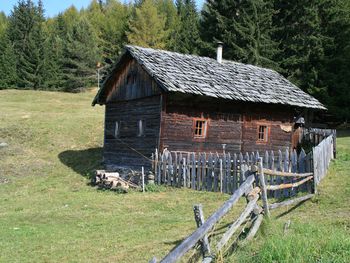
[58,147,103,179]
[275,199,309,219]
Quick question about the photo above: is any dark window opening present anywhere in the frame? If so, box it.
[137,120,145,137]
[258,125,268,142]
[194,119,207,138]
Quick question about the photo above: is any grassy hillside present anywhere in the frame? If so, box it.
[0,90,349,262]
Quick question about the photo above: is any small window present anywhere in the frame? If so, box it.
[194,119,207,138]
[258,125,268,142]
[137,120,145,137]
[114,121,120,138]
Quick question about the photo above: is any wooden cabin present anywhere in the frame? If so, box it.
[92,45,325,169]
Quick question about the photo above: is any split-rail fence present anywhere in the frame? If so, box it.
[149,133,335,262]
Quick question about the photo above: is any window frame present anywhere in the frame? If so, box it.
[257,124,269,143]
[193,118,208,139]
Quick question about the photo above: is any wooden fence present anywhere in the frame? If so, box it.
[152,148,313,198]
[148,134,336,263]
[149,158,316,263]
[313,135,335,189]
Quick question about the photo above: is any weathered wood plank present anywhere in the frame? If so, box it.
[217,194,259,251]
[266,176,313,191]
[263,169,313,178]
[193,205,211,257]
[258,158,270,218]
[269,194,314,210]
[158,175,255,263]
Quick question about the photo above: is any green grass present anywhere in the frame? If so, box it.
[227,133,350,262]
[0,89,349,262]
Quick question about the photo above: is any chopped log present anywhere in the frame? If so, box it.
[263,169,313,178]
[266,176,313,191]
[158,174,255,263]
[244,214,264,242]
[217,194,259,251]
[268,194,314,210]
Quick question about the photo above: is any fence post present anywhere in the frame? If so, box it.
[220,159,223,193]
[183,158,186,187]
[193,204,211,258]
[142,166,145,193]
[258,158,270,218]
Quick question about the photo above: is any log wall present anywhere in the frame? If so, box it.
[104,95,161,169]
[160,94,294,154]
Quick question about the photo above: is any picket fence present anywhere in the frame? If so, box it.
[313,135,334,188]
[152,147,313,198]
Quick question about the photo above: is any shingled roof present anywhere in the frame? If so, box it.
[93,45,326,110]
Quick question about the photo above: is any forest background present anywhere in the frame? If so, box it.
[0,0,349,121]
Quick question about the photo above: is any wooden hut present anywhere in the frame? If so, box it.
[92,45,325,169]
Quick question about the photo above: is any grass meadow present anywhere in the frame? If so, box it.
[0,90,349,262]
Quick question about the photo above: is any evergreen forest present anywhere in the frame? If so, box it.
[0,0,349,121]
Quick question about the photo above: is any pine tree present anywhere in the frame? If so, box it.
[200,0,279,69]
[0,14,17,89]
[156,0,180,51]
[7,0,46,89]
[84,0,130,65]
[318,0,350,120]
[273,0,325,93]
[173,0,201,54]
[127,0,168,49]
[61,16,100,91]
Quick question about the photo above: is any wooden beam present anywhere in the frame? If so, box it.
[266,176,313,191]
[193,205,211,257]
[244,214,264,242]
[263,169,313,178]
[268,194,314,210]
[158,174,255,263]
[258,158,270,218]
[216,194,259,251]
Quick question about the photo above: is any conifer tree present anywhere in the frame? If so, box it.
[173,0,201,54]
[7,0,46,89]
[200,0,279,69]
[0,13,17,89]
[127,0,167,49]
[61,16,100,91]
[273,0,325,93]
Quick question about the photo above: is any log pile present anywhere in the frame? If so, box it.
[93,170,139,191]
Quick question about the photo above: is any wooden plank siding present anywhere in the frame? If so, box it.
[159,94,294,155]
[104,96,162,169]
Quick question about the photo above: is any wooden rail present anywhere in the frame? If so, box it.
[263,169,313,178]
[266,176,313,191]
[150,134,335,262]
[152,174,256,263]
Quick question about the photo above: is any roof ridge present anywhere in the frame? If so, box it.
[125,45,277,74]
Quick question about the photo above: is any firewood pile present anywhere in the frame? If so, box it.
[93,170,139,191]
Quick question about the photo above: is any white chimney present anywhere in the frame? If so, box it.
[217,41,223,63]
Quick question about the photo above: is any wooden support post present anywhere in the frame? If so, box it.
[183,158,186,187]
[258,158,270,218]
[193,204,211,258]
[220,159,223,193]
[142,166,145,193]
